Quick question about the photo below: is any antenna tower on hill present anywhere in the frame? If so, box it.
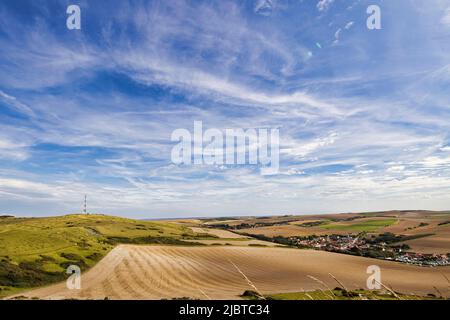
[83,194,88,214]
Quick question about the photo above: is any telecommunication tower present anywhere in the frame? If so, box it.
[83,194,87,214]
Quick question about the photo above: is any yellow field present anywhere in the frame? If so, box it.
[13,245,450,300]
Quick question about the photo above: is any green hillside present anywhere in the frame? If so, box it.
[0,214,211,298]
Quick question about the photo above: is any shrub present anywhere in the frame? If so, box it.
[59,253,83,261]
[0,259,63,288]
[241,290,262,299]
[86,252,103,261]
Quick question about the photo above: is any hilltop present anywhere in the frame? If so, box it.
[0,214,213,297]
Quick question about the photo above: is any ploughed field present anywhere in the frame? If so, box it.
[0,214,210,297]
[15,245,450,300]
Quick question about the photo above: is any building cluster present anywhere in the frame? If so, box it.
[292,234,372,251]
[290,234,450,267]
[392,253,450,266]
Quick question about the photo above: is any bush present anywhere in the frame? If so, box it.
[86,252,103,261]
[105,236,205,246]
[60,253,82,261]
[241,290,262,299]
[0,259,63,288]
[59,260,87,270]
[59,252,88,270]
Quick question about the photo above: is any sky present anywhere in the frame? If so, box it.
[0,0,450,218]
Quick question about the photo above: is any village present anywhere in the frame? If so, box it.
[290,234,450,267]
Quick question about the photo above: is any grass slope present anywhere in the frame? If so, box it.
[0,214,210,297]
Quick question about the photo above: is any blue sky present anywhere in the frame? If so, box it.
[0,0,450,218]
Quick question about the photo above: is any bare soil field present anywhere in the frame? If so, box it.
[398,224,450,254]
[190,227,247,239]
[184,239,280,246]
[401,234,450,254]
[382,219,425,233]
[13,245,450,300]
[392,223,450,254]
[237,225,347,237]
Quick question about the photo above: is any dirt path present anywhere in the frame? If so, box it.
[12,245,450,300]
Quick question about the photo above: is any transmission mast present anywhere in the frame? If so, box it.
[83,194,88,214]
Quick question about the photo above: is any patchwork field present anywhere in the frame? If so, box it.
[319,218,398,232]
[13,245,450,300]
[2,211,449,300]
[187,227,278,246]
[205,211,450,254]
[237,225,332,237]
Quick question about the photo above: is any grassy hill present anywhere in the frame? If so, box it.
[0,214,212,297]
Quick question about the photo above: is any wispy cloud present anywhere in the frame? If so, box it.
[0,0,449,217]
[317,0,335,12]
[442,7,450,26]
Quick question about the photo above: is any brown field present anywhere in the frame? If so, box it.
[382,219,424,233]
[184,239,280,246]
[237,225,335,237]
[189,226,277,245]
[12,245,450,300]
[401,234,450,254]
[190,227,247,239]
[383,216,450,253]
[235,220,368,237]
[399,224,450,254]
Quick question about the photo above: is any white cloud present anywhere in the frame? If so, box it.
[441,8,450,26]
[317,0,334,12]
[0,19,100,89]
[333,28,342,44]
[283,133,337,158]
[333,21,353,45]
[1,1,450,217]
[0,90,35,117]
[420,155,450,167]
[345,21,354,30]
[123,57,336,113]
[0,136,29,161]
[387,165,405,173]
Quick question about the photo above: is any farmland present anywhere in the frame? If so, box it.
[319,218,398,232]
[0,214,210,297]
[13,245,450,300]
[202,211,450,255]
[1,210,449,300]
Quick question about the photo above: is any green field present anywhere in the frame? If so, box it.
[320,219,398,232]
[0,214,212,298]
